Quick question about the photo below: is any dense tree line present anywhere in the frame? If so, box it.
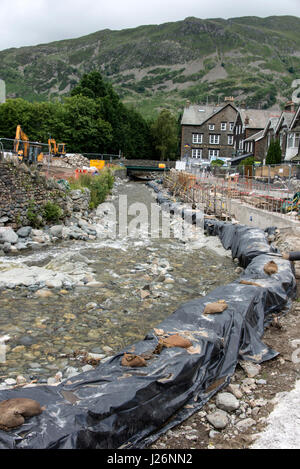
[0,71,180,160]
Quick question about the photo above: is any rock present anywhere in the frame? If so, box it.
[102,345,113,354]
[17,226,32,238]
[216,392,240,412]
[4,378,16,386]
[207,410,229,429]
[236,418,256,431]
[18,336,35,346]
[34,289,53,298]
[16,375,27,385]
[227,383,243,399]
[49,225,63,238]
[209,430,220,439]
[140,290,150,299]
[0,227,18,244]
[239,361,261,378]
[82,365,94,372]
[16,242,28,251]
[164,277,174,284]
[65,367,80,379]
[256,379,267,385]
[45,279,63,289]
[47,377,58,385]
[86,302,97,310]
[3,242,11,253]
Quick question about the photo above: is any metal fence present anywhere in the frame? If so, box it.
[164,167,300,219]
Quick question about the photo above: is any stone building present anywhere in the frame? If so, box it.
[231,108,278,164]
[180,98,238,163]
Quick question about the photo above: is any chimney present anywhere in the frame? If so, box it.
[224,96,234,103]
[244,115,250,125]
[284,101,295,112]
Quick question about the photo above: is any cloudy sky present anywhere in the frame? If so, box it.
[0,0,299,51]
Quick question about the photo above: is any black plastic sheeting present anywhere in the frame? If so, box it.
[0,182,296,449]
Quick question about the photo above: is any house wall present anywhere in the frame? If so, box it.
[181,104,238,161]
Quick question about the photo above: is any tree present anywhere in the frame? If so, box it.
[151,109,179,161]
[266,139,281,165]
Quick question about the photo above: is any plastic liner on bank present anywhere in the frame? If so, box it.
[0,183,296,449]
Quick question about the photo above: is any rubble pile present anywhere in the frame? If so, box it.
[51,153,91,169]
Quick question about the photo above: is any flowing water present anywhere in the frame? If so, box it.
[0,181,237,383]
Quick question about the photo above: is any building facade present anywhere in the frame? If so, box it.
[181,100,238,163]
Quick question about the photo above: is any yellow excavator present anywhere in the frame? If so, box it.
[14,125,44,164]
[48,138,66,157]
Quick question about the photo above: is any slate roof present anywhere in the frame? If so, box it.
[181,105,224,125]
[238,109,279,129]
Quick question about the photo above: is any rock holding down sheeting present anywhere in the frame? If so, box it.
[0,182,296,449]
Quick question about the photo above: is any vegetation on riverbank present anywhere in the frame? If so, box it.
[68,169,114,209]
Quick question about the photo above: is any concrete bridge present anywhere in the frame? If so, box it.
[122,160,173,179]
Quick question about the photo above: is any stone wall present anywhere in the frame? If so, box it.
[0,160,73,228]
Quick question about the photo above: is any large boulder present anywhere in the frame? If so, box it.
[0,227,18,244]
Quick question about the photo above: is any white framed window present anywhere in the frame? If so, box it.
[209,134,220,144]
[192,133,203,144]
[229,122,234,131]
[221,122,227,131]
[228,135,233,145]
[192,148,202,159]
[239,139,244,150]
[208,124,215,130]
[209,149,219,158]
[287,132,300,148]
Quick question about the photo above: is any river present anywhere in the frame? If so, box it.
[0,180,237,384]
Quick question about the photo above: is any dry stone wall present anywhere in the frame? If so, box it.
[0,160,86,229]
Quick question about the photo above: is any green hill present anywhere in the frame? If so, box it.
[1,15,300,118]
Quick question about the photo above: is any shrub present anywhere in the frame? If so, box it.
[68,169,114,209]
[43,201,63,222]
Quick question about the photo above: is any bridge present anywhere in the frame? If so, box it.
[123,160,172,179]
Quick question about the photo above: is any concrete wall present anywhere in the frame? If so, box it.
[231,198,300,233]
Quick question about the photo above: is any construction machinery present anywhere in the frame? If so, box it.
[13,125,44,164]
[48,138,66,157]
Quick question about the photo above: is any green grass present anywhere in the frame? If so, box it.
[68,170,114,209]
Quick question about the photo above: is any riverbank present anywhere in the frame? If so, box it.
[147,181,300,450]
[0,178,238,392]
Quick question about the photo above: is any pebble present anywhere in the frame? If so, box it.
[236,418,256,431]
[216,392,240,412]
[16,375,27,385]
[206,409,229,429]
[227,383,243,399]
[82,364,94,372]
[5,378,16,386]
[239,361,261,378]
[209,430,220,439]
[256,379,267,385]
[65,366,80,378]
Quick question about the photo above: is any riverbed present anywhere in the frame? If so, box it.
[0,181,237,384]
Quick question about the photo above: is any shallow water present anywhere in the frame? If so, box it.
[0,182,237,382]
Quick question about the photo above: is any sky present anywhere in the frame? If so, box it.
[0,0,299,51]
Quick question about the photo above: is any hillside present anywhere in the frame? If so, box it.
[0,15,300,118]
